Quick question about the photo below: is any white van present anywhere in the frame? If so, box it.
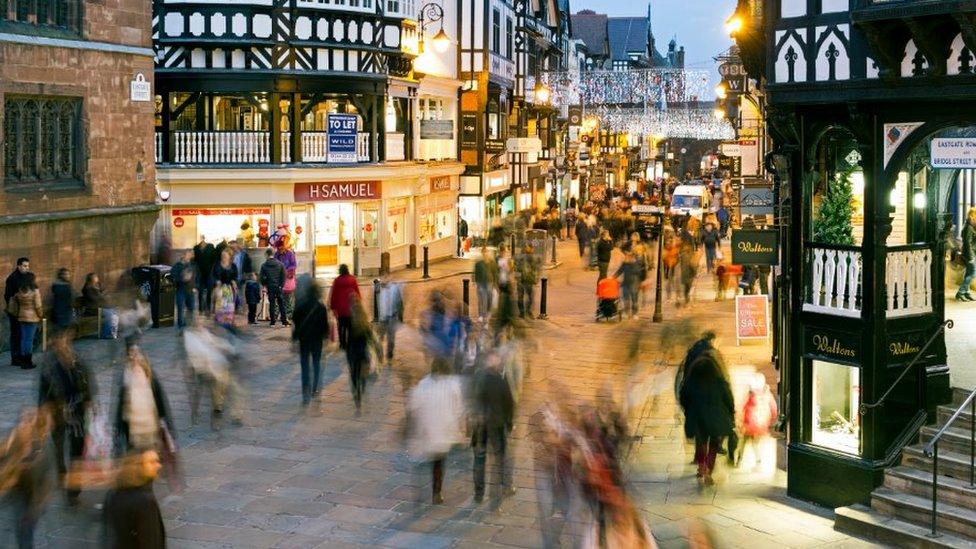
[669,184,711,219]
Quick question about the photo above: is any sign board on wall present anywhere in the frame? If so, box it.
[171,208,271,216]
[130,73,151,102]
[327,114,358,163]
[735,295,769,345]
[731,229,779,265]
[460,113,478,148]
[931,138,976,168]
[804,327,860,365]
[420,120,454,140]
[739,187,775,216]
[720,143,742,157]
[430,176,453,193]
[294,181,381,202]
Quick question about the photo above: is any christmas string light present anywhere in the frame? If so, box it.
[594,106,734,140]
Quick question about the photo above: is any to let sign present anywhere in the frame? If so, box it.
[731,229,779,265]
[735,295,769,345]
[294,181,381,202]
[327,114,359,163]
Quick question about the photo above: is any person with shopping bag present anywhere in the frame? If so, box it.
[38,328,96,506]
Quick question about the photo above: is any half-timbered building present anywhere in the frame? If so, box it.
[153,0,464,276]
[737,0,976,534]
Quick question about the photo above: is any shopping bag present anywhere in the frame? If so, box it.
[83,411,111,461]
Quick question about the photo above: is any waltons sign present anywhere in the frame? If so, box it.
[731,229,779,265]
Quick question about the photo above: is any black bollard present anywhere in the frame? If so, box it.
[372,278,380,322]
[538,277,548,320]
[551,236,557,264]
[510,233,516,254]
[462,278,470,318]
[422,246,430,279]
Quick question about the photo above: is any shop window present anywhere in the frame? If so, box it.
[811,360,860,454]
[491,9,501,54]
[361,208,379,247]
[387,199,408,247]
[486,99,500,141]
[3,96,82,187]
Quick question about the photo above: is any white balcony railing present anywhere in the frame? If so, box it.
[173,131,270,163]
[804,244,862,317]
[886,246,933,318]
[163,131,372,164]
[386,132,406,161]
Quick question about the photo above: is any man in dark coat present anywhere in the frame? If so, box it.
[259,249,288,326]
[193,237,217,314]
[596,230,614,280]
[5,257,31,367]
[678,333,734,486]
[50,267,75,332]
[171,250,196,330]
[292,280,329,406]
[471,356,515,503]
[575,217,589,258]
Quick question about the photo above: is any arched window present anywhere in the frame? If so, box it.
[2,96,82,186]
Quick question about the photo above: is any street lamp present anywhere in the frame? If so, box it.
[715,83,728,99]
[418,3,450,54]
[534,82,551,104]
[725,15,744,36]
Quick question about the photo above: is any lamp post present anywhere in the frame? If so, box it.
[652,208,666,323]
[417,3,450,54]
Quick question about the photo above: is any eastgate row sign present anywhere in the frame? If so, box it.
[294,181,382,202]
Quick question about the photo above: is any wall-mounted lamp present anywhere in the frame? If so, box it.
[418,3,450,55]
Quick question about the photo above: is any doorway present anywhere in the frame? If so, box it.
[313,203,355,273]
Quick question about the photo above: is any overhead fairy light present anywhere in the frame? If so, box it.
[538,68,728,139]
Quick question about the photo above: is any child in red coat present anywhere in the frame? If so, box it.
[738,373,778,467]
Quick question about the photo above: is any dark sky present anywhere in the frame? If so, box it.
[571,0,737,93]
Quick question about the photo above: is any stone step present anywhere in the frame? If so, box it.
[952,387,975,407]
[872,487,976,541]
[904,445,976,484]
[939,405,975,432]
[885,465,976,510]
[835,504,976,549]
[920,425,976,458]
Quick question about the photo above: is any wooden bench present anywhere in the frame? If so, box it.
[71,296,101,339]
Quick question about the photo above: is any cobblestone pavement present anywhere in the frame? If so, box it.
[0,240,881,548]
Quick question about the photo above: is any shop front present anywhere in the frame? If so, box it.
[170,207,273,250]
[458,169,511,239]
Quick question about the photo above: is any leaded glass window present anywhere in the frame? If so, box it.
[3,96,83,186]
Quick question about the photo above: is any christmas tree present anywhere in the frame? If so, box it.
[813,169,855,245]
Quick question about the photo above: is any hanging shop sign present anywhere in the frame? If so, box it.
[731,229,779,265]
[568,105,582,126]
[294,181,381,202]
[327,113,359,163]
[506,137,543,154]
[804,328,860,365]
[171,208,271,216]
[739,187,775,216]
[420,119,454,140]
[718,154,741,177]
[720,142,742,157]
[931,138,976,168]
[460,113,478,148]
[735,294,769,345]
[430,176,454,193]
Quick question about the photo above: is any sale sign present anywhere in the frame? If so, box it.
[735,294,769,345]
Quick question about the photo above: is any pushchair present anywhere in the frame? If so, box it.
[595,277,622,322]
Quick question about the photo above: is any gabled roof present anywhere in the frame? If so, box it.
[607,17,649,61]
[570,10,609,57]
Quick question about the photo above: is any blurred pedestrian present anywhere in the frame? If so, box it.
[171,251,196,330]
[737,372,778,468]
[406,357,465,504]
[0,406,54,549]
[678,333,734,486]
[211,249,238,330]
[329,264,361,349]
[702,222,721,273]
[10,272,43,369]
[103,450,165,549]
[515,244,540,319]
[614,251,642,319]
[596,230,613,280]
[346,298,378,416]
[259,249,287,326]
[244,273,261,325]
[292,280,330,407]
[575,215,589,258]
[375,279,403,365]
[182,322,232,429]
[4,257,31,367]
[38,329,96,505]
[193,236,216,314]
[50,268,74,333]
[474,247,498,322]
[470,352,515,503]
[113,346,176,455]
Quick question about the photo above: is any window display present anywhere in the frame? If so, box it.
[170,208,271,249]
[811,360,860,454]
[387,198,408,247]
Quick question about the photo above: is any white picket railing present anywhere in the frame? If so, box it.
[386,132,406,161]
[162,131,373,163]
[886,247,933,318]
[804,245,862,317]
[172,131,270,163]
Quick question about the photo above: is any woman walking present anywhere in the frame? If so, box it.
[8,273,43,369]
[957,206,976,301]
[678,333,734,486]
[345,298,378,416]
[211,250,238,329]
[292,280,330,407]
[701,222,721,273]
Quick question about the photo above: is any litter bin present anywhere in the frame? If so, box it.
[131,265,175,328]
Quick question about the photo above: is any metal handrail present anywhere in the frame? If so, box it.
[860,319,953,414]
[920,385,976,538]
